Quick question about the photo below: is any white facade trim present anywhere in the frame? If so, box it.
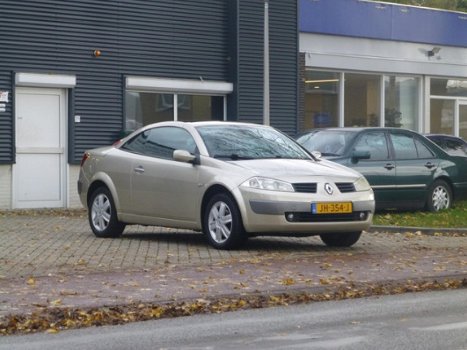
[126,76,233,95]
[15,73,77,88]
[300,33,467,78]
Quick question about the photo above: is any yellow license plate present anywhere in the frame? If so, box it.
[311,202,353,214]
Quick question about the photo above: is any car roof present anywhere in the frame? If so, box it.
[300,127,417,134]
[426,134,466,140]
[141,120,272,130]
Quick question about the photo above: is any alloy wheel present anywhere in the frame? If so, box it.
[91,193,111,231]
[208,201,233,244]
[431,185,450,211]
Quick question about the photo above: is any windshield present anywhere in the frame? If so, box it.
[296,130,358,156]
[196,124,311,160]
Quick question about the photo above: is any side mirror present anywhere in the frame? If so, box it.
[173,150,199,164]
[311,151,322,159]
[351,150,371,163]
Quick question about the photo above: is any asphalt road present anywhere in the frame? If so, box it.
[1,289,466,350]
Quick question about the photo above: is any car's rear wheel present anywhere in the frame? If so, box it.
[203,193,247,250]
[426,179,452,212]
[320,232,362,247]
[88,187,126,238]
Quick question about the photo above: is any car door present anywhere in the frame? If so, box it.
[348,130,397,207]
[389,131,439,207]
[122,126,202,223]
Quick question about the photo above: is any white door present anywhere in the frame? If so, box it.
[13,88,66,208]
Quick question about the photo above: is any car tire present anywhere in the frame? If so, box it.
[88,187,126,238]
[426,179,452,212]
[320,232,362,247]
[203,193,247,250]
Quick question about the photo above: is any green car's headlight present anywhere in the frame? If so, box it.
[354,176,372,192]
[241,177,295,192]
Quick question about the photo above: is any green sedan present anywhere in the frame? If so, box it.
[297,127,467,211]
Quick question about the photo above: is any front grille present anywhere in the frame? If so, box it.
[292,183,317,193]
[335,182,356,193]
[285,211,369,223]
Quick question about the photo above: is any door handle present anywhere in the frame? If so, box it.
[134,166,145,174]
[384,163,395,170]
[425,162,436,169]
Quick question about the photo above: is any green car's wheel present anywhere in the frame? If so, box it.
[426,179,452,212]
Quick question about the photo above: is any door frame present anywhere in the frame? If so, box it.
[12,87,68,208]
[456,99,467,137]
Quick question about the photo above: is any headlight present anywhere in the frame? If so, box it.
[241,177,295,192]
[354,176,371,192]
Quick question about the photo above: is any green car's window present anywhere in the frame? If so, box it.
[122,127,197,159]
[354,132,390,161]
[391,133,434,160]
[414,139,434,159]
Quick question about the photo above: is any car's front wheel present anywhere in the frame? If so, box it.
[426,179,452,212]
[320,232,362,247]
[203,193,247,250]
[88,187,126,238]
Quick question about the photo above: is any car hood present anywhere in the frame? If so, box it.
[229,158,362,182]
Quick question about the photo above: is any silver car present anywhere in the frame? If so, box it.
[78,121,375,249]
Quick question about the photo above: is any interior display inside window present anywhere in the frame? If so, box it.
[344,73,380,127]
[304,70,339,129]
[384,76,419,131]
[430,99,455,135]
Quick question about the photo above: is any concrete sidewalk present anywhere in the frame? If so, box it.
[0,211,466,332]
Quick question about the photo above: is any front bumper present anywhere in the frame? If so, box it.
[234,187,375,234]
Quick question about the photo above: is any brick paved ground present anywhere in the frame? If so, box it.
[0,211,466,321]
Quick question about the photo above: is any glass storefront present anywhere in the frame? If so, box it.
[304,71,339,129]
[430,78,467,137]
[304,70,420,131]
[460,104,467,139]
[384,76,418,130]
[344,73,380,127]
[430,99,455,135]
[125,92,224,131]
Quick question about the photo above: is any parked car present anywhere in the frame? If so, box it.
[78,121,375,249]
[425,134,467,157]
[296,128,467,211]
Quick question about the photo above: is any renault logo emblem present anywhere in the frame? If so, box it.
[324,183,334,195]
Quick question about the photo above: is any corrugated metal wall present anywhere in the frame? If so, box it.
[234,0,298,135]
[0,0,298,164]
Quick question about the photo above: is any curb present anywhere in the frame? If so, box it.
[1,274,466,336]
[369,225,467,236]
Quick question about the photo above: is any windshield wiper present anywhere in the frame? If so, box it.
[213,154,254,160]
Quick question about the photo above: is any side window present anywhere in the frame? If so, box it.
[446,139,463,151]
[391,133,418,159]
[122,127,197,159]
[415,138,434,159]
[354,132,390,161]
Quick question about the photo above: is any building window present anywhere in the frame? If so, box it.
[125,92,224,131]
[431,78,467,97]
[384,76,419,130]
[302,70,421,131]
[177,95,224,122]
[304,70,339,129]
[124,76,232,132]
[460,104,467,140]
[430,99,455,135]
[344,73,380,127]
[125,92,173,131]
